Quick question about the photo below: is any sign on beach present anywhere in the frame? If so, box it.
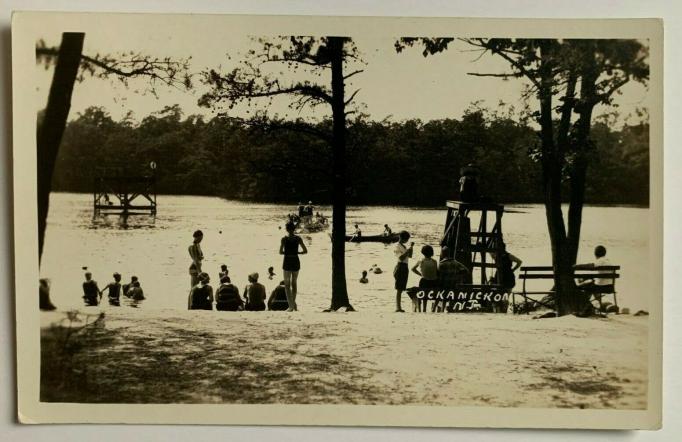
[415,288,511,311]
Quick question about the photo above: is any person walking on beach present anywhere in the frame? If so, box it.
[215,275,243,311]
[393,231,413,312]
[279,221,308,311]
[411,245,439,313]
[100,272,123,306]
[188,230,204,289]
[244,272,267,311]
[82,271,101,306]
[188,272,213,310]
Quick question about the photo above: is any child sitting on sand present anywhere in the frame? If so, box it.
[188,272,213,310]
[359,270,369,284]
[267,280,289,311]
[244,273,266,311]
[82,272,101,306]
[411,245,439,313]
[215,275,243,311]
[100,272,123,306]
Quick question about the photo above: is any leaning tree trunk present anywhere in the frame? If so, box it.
[37,32,85,262]
[327,37,354,311]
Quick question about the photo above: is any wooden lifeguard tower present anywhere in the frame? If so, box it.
[93,161,157,216]
[440,200,505,287]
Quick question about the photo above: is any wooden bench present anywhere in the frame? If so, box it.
[512,265,620,314]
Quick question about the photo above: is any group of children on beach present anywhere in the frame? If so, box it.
[81,271,145,307]
[187,266,289,311]
[391,230,522,313]
[187,225,305,312]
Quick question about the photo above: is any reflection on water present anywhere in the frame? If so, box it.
[89,214,158,230]
[41,193,651,313]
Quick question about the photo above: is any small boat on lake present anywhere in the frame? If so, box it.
[345,233,400,243]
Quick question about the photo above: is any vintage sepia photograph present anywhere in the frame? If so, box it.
[12,12,662,428]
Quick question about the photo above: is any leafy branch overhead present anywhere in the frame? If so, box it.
[198,36,365,124]
[36,39,193,97]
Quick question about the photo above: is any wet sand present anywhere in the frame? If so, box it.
[40,309,648,408]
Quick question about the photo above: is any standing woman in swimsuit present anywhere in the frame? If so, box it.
[188,230,204,289]
[279,222,307,311]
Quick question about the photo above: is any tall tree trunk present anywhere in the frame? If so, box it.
[37,32,84,262]
[537,41,574,316]
[327,37,354,311]
[567,42,598,266]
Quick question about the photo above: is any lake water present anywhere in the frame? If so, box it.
[40,193,652,312]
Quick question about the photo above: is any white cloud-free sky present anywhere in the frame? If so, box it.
[34,25,650,126]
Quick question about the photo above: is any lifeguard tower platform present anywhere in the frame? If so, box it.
[93,162,157,216]
[440,200,506,287]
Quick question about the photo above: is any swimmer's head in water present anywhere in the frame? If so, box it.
[248,272,259,283]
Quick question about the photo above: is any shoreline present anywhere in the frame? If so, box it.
[40,309,648,408]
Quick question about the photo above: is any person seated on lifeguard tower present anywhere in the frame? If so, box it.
[459,163,479,202]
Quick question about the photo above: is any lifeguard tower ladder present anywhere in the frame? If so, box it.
[440,200,505,287]
[93,162,157,216]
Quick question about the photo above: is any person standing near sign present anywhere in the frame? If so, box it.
[393,230,413,312]
[188,230,204,289]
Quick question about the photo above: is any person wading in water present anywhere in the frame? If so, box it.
[279,222,308,312]
[188,230,204,289]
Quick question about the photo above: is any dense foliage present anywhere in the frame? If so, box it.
[51,105,649,206]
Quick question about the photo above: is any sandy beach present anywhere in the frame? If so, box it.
[40,309,648,409]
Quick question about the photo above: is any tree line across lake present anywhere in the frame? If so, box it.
[50,104,649,207]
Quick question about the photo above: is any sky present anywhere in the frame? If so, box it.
[34,27,651,126]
